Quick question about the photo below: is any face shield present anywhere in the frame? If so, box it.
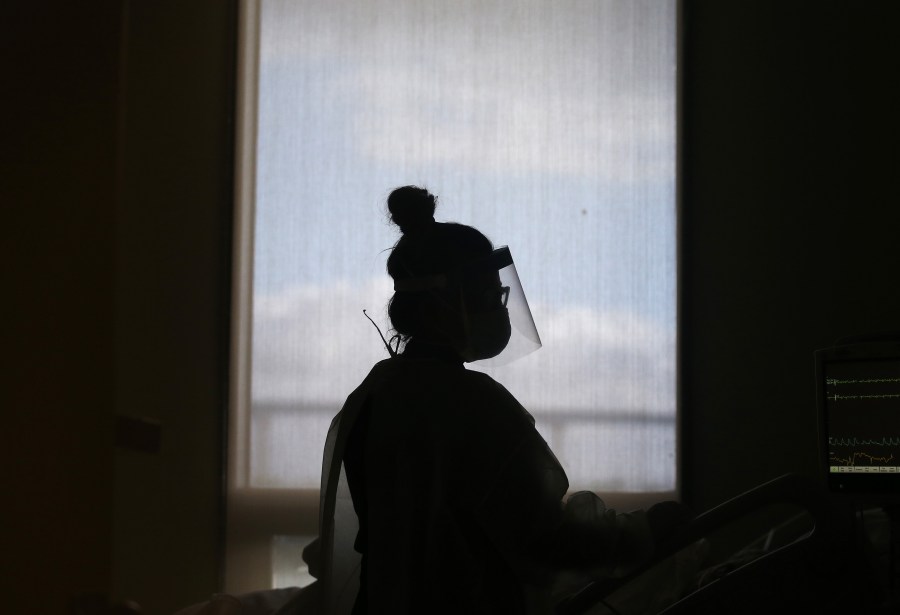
[393,246,542,365]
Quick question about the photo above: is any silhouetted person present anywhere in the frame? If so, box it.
[313,186,690,615]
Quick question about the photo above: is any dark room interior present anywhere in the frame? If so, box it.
[4,1,899,613]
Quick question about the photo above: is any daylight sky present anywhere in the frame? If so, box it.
[250,0,677,416]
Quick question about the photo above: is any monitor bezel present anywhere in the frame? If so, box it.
[815,340,900,496]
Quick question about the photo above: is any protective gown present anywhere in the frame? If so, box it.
[316,344,654,615]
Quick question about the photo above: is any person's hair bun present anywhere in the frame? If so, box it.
[388,185,436,235]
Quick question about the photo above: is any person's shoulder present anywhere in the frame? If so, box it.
[341,358,396,401]
[457,369,537,427]
[362,359,532,426]
[463,369,527,403]
[368,357,397,376]
[459,367,504,389]
[360,356,463,397]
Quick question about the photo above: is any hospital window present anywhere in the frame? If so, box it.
[227,0,678,593]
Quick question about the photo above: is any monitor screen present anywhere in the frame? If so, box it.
[817,342,900,494]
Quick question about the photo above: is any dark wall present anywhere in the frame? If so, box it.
[3,2,235,614]
[111,2,236,614]
[3,3,120,614]
[681,1,900,511]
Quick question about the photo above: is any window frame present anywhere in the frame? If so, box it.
[226,0,683,593]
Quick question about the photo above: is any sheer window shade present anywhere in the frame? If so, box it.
[228,0,677,592]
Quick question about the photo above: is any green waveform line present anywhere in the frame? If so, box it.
[829,437,900,447]
[826,377,900,385]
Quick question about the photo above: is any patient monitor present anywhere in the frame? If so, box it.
[816,337,900,497]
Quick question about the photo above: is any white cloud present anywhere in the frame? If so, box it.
[259,0,676,181]
[251,277,675,415]
[472,301,675,413]
[251,276,396,403]
[341,66,674,181]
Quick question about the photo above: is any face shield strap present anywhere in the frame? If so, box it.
[462,246,513,275]
[393,274,447,292]
[392,247,513,292]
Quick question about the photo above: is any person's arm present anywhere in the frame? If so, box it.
[548,491,654,577]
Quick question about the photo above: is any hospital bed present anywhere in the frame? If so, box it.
[556,337,900,614]
[177,338,900,615]
[555,473,889,614]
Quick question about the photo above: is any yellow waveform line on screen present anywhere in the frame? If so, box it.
[827,393,900,401]
[829,451,895,467]
[829,437,900,447]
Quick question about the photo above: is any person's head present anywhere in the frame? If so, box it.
[385,186,511,361]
